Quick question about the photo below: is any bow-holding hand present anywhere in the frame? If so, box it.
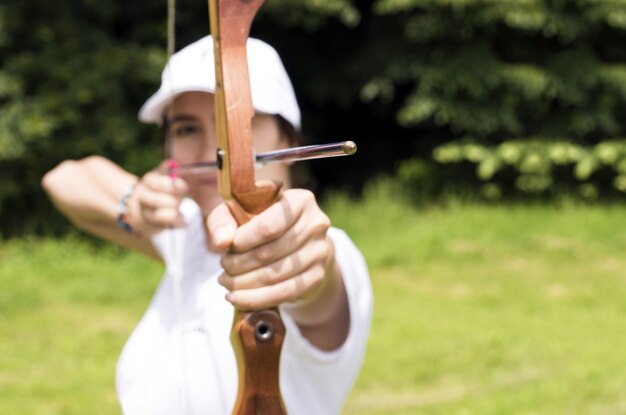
[207,189,350,351]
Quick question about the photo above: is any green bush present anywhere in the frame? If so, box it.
[422,138,626,200]
[5,0,626,236]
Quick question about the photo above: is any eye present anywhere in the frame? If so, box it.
[171,122,201,138]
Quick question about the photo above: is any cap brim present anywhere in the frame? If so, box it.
[138,86,216,124]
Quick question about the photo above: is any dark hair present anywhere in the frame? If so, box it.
[276,115,304,147]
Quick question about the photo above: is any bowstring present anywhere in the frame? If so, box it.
[166,0,190,413]
[167,0,175,59]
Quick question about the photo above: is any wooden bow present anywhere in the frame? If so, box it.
[207,1,287,414]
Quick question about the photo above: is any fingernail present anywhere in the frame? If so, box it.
[217,274,225,285]
[225,293,235,303]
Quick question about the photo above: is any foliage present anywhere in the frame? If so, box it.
[0,1,168,235]
[369,0,626,202]
[5,1,626,235]
[421,138,626,199]
[365,0,626,139]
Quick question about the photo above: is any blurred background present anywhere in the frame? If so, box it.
[3,0,626,414]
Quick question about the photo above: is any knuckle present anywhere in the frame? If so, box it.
[174,178,188,194]
[296,189,316,208]
[259,267,276,285]
[148,211,167,228]
[313,239,331,263]
[299,189,315,202]
[145,173,169,192]
[220,276,233,290]
[141,207,156,221]
[319,213,331,230]
[281,284,297,303]
[311,212,331,235]
[289,188,314,207]
[311,264,326,285]
[164,193,179,208]
[151,214,170,228]
[162,209,179,223]
[142,172,158,188]
[256,217,281,240]
[220,256,233,273]
[142,192,159,209]
[255,246,274,263]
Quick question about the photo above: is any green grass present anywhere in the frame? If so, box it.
[3,193,626,414]
[0,237,162,415]
[329,188,626,414]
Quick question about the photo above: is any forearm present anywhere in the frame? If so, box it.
[43,156,130,224]
[283,255,350,351]
[42,156,159,259]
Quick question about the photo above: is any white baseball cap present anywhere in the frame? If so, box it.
[138,35,301,130]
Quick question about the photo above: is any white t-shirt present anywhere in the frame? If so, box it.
[116,199,373,415]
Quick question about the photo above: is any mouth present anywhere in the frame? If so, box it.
[198,176,218,186]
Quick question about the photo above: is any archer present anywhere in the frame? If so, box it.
[42,36,372,414]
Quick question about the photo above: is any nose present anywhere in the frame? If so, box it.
[199,134,217,164]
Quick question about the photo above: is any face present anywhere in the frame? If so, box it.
[166,91,291,215]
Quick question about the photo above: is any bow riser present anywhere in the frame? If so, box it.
[210,0,265,199]
[208,0,288,414]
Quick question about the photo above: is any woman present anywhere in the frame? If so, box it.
[43,36,372,414]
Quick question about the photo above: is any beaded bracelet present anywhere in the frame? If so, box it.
[116,182,137,233]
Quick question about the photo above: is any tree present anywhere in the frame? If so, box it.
[5,1,626,236]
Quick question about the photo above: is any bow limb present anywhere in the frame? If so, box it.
[208,1,287,414]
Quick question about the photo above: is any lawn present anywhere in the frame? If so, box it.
[2,195,626,414]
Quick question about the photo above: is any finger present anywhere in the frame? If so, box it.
[156,159,172,175]
[143,169,188,196]
[134,181,186,229]
[142,205,186,228]
[135,185,182,210]
[156,159,183,180]
[221,227,328,276]
[225,263,327,311]
[230,191,307,252]
[222,208,329,276]
[206,203,238,251]
[218,239,328,290]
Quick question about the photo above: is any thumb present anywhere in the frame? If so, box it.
[206,203,237,252]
